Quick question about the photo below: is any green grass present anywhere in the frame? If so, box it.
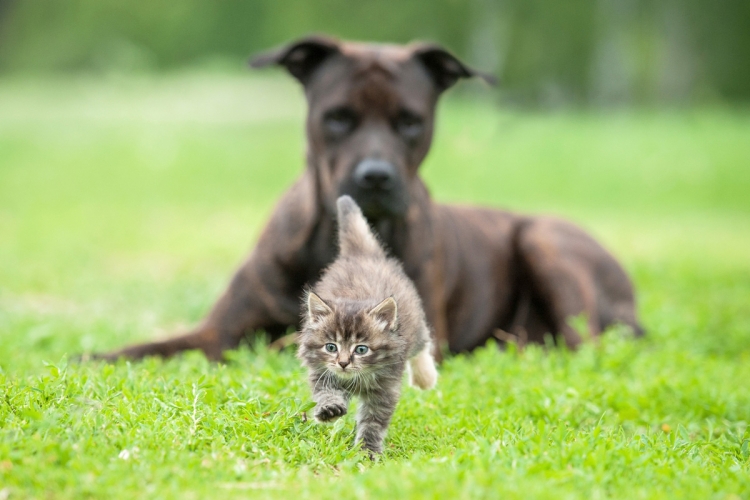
[1,73,749,499]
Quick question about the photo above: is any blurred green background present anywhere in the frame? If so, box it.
[0,0,749,355]
[2,3,750,498]
[1,0,750,106]
[1,0,749,360]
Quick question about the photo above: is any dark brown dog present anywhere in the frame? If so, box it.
[99,35,642,362]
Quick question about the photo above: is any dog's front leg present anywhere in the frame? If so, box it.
[94,179,320,362]
[95,245,301,361]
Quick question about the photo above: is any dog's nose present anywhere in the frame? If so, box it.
[353,159,397,190]
[338,359,350,369]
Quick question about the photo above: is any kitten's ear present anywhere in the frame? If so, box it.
[369,297,398,332]
[307,292,333,323]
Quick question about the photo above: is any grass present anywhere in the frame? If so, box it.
[1,73,749,499]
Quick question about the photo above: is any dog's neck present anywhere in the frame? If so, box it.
[308,188,407,262]
[368,216,408,259]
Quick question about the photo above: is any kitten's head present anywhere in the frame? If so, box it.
[298,292,405,379]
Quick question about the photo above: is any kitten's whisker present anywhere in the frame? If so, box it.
[313,370,334,396]
[313,370,329,394]
[362,372,373,392]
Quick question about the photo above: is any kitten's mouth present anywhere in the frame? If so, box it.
[331,366,357,379]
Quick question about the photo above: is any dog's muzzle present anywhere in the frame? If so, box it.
[353,159,397,190]
[343,158,408,219]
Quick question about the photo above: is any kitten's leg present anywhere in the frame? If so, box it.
[408,343,438,390]
[356,384,400,456]
[309,371,350,423]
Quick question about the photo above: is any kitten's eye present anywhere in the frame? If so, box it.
[354,345,369,355]
[324,343,338,353]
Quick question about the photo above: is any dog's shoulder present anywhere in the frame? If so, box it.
[257,173,321,249]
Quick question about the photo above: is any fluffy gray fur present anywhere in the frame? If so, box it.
[297,195,437,455]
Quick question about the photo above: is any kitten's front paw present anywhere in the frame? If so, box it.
[314,402,347,422]
[362,443,382,459]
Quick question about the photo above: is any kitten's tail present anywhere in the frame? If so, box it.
[336,195,386,258]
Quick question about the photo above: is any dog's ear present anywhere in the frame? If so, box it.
[249,35,340,85]
[411,43,497,91]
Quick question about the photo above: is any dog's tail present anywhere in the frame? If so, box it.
[336,195,386,259]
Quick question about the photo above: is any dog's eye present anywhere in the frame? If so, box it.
[394,111,424,141]
[354,345,369,355]
[323,108,357,138]
[324,343,338,353]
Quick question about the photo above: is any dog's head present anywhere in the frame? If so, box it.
[251,35,494,221]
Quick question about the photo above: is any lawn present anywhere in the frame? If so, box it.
[1,73,749,499]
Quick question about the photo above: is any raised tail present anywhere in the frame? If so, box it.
[336,195,386,258]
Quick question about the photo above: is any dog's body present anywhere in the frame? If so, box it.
[100,36,642,362]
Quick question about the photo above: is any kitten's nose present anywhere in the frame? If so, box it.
[338,359,350,369]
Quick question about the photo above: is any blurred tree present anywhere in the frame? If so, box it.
[589,0,637,106]
[0,0,748,106]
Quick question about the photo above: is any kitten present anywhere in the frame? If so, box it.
[297,195,438,455]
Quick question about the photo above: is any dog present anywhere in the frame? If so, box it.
[97,35,643,362]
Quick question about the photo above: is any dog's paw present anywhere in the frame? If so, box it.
[314,402,347,422]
